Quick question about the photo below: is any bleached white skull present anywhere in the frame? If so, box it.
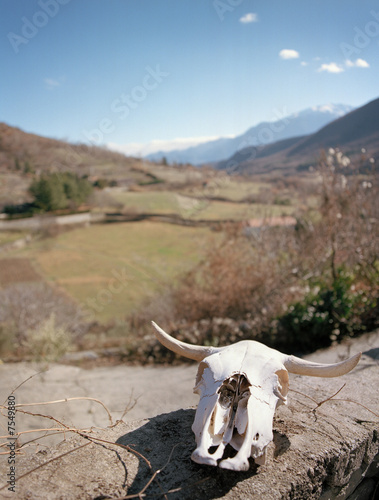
[152,321,361,471]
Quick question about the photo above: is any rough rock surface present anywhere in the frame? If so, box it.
[0,334,378,499]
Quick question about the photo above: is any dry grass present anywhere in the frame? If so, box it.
[0,258,42,286]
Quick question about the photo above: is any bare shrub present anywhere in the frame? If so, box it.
[23,313,72,362]
[0,282,88,358]
[173,226,299,323]
[296,149,378,283]
[269,149,378,352]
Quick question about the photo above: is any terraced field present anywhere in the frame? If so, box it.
[108,179,296,221]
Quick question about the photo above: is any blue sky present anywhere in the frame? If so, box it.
[1,0,378,156]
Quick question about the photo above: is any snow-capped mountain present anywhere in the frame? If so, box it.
[145,104,354,165]
[215,97,379,174]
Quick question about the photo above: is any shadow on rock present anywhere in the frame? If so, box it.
[116,408,263,499]
[273,430,291,459]
[363,348,379,360]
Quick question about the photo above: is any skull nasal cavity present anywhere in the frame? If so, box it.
[218,374,251,409]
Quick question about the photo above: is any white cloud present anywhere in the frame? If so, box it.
[239,13,258,23]
[300,61,308,66]
[346,58,369,68]
[316,57,369,74]
[356,58,369,67]
[279,49,300,60]
[44,78,60,89]
[317,62,344,73]
[108,135,233,157]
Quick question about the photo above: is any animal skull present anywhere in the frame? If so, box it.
[151,321,361,471]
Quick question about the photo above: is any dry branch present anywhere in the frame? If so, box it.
[290,384,379,418]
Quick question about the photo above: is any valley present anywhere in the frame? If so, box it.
[0,97,378,364]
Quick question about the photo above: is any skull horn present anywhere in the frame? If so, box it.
[151,322,220,362]
[284,352,361,377]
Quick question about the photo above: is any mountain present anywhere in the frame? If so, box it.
[146,104,354,165]
[216,98,379,174]
[288,99,379,157]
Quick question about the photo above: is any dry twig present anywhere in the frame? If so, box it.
[290,384,379,418]
[14,396,114,425]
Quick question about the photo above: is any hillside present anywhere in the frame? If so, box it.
[0,123,212,207]
[0,122,160,186]
[288,97,379,157]
[216,98,379,174]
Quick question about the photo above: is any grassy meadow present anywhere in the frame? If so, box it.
[189,199,294,220]
[110,190,181,214]
[0,230,28,246]
[10,221,215,322]
[109,190,294,220]
[107,175,298,221]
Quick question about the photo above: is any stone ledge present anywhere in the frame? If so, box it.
[0,343,378,499]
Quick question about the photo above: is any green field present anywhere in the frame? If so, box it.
[109,188,295,221]
[182,177,271,201]
[110,191,181,214]
[190,199,294,220]
[10,221,214,321]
